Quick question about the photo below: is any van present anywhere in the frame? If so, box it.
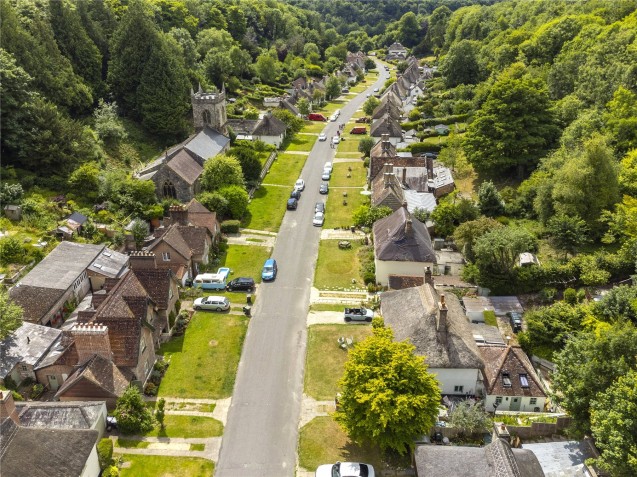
[308,113,327,121]
[350,126,367,134]
[261,258,278,281]
[193,267,231,290]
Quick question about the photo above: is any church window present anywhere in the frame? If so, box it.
[163,181,176,199]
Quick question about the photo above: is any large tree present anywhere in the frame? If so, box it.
[0,290,23,340]
[464,63,560,177]
[477,181,505,217]
[113,386,155,435]
[440,40,481,88]
[335,319,441,455]
[200,155,245,192]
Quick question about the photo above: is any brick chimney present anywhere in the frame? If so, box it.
[381,134,390,153]
[0,391,20,425]
[424,266,433,285]
[169,205,188,225]
[405,218,413,237]
[384,173,391,188]
[426,154,434,179]
[71,323,112,365]
[437,294,448,345]
[129,251,158,271]
[402,167,407,185]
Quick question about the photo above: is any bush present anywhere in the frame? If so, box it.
[113,386,155,435]
[11,390,23,401]
[175,300,181,314]
[563,288,578,305]
[97,438,114,469]
[221,220,241,234]
[102,465,120,477]
[4,376,17,391]
[363,271,376,285]
[154,359,169,375]
[30,383,44,399]
[407,142,443,154]
[168,311,176,329]
[144,382,158,396]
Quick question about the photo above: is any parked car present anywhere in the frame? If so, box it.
[315,462,375,477]
[192,268,230,290]
[294,179,305,191]
[226,277,255,292]
[290,189,301,200]
[261,258,277,281]
[507,312,523,332]
[287,198,298,210]
[331,136,340,145]
[341,87,349,93]
[193,296,230,312]
[373,87,379,92]
[308,113,327,121]
[329,114,337,122]
[318,133,327,141]
[319,183,329,194]
[321,170,331,181]
[350,126,367,134]
[323,162,333,173]
[315,202,325,213]
[313,212,325,227]
[344,307,374,322]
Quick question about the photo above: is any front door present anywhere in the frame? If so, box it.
[48,375,59,391]
[510,397,521,411]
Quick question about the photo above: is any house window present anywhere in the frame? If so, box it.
[520,374,529,388]
[454,385,464,393]
[530,398,537,405]
[495,396,503,406]
[502,373,512,387]
[140,337,147,354]
[21,365,28,372]
[162,252,170,262]
[163,181,176,199]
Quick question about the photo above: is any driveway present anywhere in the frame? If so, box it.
[215,63,389,477]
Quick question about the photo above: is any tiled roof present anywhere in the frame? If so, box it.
[186,199,218,236]
[373,206,435,263]
[479,346,547,398]
[149,225,192,261]
[176,226,209,256]
[9,285,64,323]
[166,149,203,185]
[55,354,130,399]
[387,274,425,290]
[131,268,176,310]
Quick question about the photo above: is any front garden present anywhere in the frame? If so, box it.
[117,455,214,477]
[314,240,366,290]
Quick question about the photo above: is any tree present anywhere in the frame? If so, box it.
[464,63,559,176]
[453,217,502,262]
[398,12,421,48]
[155,398,166,430]
[619,149,637,196]
[130,219,149,251]
[0,290,23,340]
[590,369,637,476]
[273,109,304,134]
[200,155,245,192]
[229,146,262,183]
[335,319,441,455]
[592,285,637,324]
[352,205,392,228]
[93,100,127,144]
[362,96,380,116]
[68,163,101,203]
[477,181,505,217]
[552,322,637,434]
[0,237,27,266]
[325,76,341,100]
[358,137,375,157]
[296,98,311,116]
[448,401,491,438]
[546,213,589,257]
[113,386,155,435]
[197,191,228,217]
[430,196,479,238]
[440,40,481,88]
[254,52,279,84]
[604,86,637,153]
[218,185,249,220]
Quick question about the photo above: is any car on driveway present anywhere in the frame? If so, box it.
[315,462,375,477]
[321,170,331,181]
[318,133,327,141]
[287,198,298,210]
[194,296,230,312]
[312,212,325,227]
[344,307,374,322]
[319,183,329,194]
[294,179,305,191]
[290,189,301,200]
[226,277,255,292]
[315,202,325,213]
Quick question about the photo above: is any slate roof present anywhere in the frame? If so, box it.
[185,126,230,162]
[381,284,483,370]
[253,114,287,136]
[67,212,88,225]
[166,149,203,185]
[0,418,99,477]
[15,401,105,430]
[55,354,130,400]
[87,248,129,278]
[373,206,435,263]
[370,115,403,138]
[479,346,547,398]
[414,439,545,477]
[0,322,62,378]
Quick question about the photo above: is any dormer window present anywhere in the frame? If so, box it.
[502,373,512,387]
[520,374,529,388]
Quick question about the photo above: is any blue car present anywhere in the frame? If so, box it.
[261,258,278,281]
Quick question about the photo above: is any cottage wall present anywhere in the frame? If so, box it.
[35,364,73,391]
[150,241,191,281]
[430,367,482,396]
[57,379,117,409]
[79,445,101,477]
[485,394,547,413]
[375,259,435,286]
[151,166,196,203]
[255,133,284,148]
[134,326,156,385]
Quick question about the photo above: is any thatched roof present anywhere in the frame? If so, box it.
[373,206,435,263]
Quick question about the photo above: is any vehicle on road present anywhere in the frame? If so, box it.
[290,189,302,200]
[507,312,523,332]
[261,258,277,281]
[226,277,255,292]
[319,183,329,194]
[318,133,327,141]
[323,162,333,173]
[312,212,325,227]
[373,87,379,92]
[315,462,375,477]
[294,179,305,191]
[331,136,340,145]
[329,114,337,122]
[193,268,230,290]
[308,113,327,121]
[321,170,331,181]
[194,296,230,312]
[366,93,370,98]
[350,126,367,134]
[344,307,374,322]
[287,198,298,210]
[315,202,325,213]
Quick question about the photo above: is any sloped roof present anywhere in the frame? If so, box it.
[388,274,424,290]
[15,401,105,430]
[370,115,403,138]
[253,114,287,136]
[9,285,65,323]
[381,283,483,370]
[184,126,230,162]
[380,90,403,109]
[372,101,401,120]
[67,212,88,225]
[55,354,130,400]
[131,268,176,310]
[371,173,405,211]
[280,99,300,116]
[373,206,435,263]
[185,199,218,236]
[479,346,547,398]
[166,149,203,185]
[0,322,62,378]
[226,119,259,135]
[88,248,129,278]
[148,225,192,261]
[176,225,209,256]
[0,418,99,477]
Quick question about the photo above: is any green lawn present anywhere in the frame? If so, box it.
[314,240,365,290]
[286,135,316,152]
[218,244,272,282]
[243,185,289,231]
[317,100,346,114]
[304,324,373,400]
[336,136,364,154]
[484,310,498,327]
[302,122,329,134]
[264,153,307,185]
[330,161,366,187]
[309,303,349,312]
[158,313,248,399]
[118,455,214,477]
[299,417,388,472]
[191,443,206,451]
[324,188,370,229]
[142,415,223,438]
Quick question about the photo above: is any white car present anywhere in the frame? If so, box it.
[318,133,327,141]
[373,87,379,92]
[193,296,230,312]
[321,170,331,181]
[323,162,332,173]
[329,115,337,122]
[312,212,325,227]
[315,462,375,477]
[331,136,340,145]
[294,179,305,191]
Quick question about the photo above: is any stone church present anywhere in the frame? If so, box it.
[135,85,231,202]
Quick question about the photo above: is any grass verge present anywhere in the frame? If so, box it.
[243,185,289,232]
[324,188,370,229]
[264,153,308,185]
[118,455,214,477]
[330,161,366,187]
[116,439,150,449]
[286,135,316,152]
[218,244,272,282]
[142,415,223,438]
[314,240,365,290]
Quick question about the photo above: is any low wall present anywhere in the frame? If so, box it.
[506,416,571,439]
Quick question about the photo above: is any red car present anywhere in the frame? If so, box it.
[308,113,327,121]
[350,126,367,134]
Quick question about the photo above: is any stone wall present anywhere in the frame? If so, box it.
[505,416,571,439]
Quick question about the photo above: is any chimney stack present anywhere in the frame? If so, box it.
[405,218,413,237]
[384,173,391,188]
[402,167,407,185]
[169,205,188,226]
[426,154,434,179]
[71,323,112,365]
[129,251,158,271]
[437,294,448,344]
[0,391,20,425]
[381,134,390,153]
[424,266,433,285]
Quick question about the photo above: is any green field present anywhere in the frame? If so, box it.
[264,153,308,185]
[286,135,316,152]
[329,161,366,187]
[243,185,289,231]
[323,187,370,229]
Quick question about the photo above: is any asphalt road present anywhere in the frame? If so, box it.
[215,62,390,477]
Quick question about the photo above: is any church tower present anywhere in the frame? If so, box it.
[191,83,227,134]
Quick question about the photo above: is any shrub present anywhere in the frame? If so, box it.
[97,438,114,469]
[102,465,120,477]
[144,382,158,396]
[113,386,155,435]
[168,311,176,329]
[11,390,23,401]
[175,300,181,313]
[539,287,557,304]
[363,271,376,285]
[563,288,577,305]
[30,384,44,399]
[154,360,169,375]
[4,376,17,391]
[221,220,241,233]
[408,142,443,154]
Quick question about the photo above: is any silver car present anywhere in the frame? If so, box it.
[312,212,325,227]
[193,296,230,311]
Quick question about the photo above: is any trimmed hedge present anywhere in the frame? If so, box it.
[221,220,241,234]
[97,438,113,469]
[423,114,470,126]
[406,142,443,153]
